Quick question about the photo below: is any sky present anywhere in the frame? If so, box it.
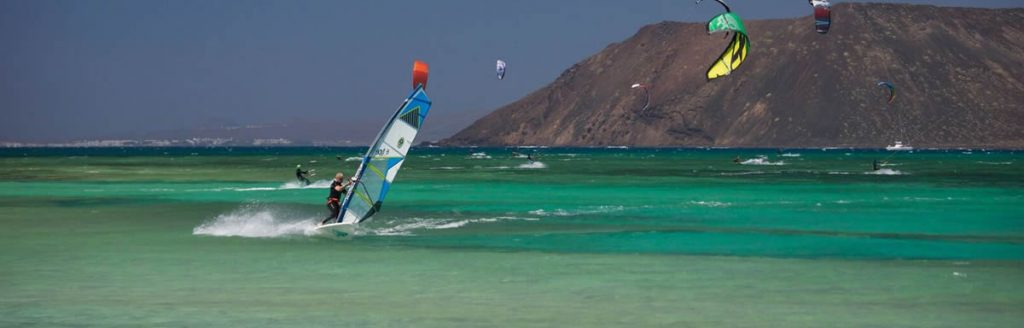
[1,0,1020,142]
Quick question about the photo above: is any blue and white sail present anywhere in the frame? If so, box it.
[331,61,433,225]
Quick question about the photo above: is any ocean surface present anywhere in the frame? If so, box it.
[1,147,1022,327]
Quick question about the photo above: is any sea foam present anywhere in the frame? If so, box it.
[866,168,906,175]
[372,216,538,236]
[518,161,547,169]
[740,156,785,166]
[193,206,320,238]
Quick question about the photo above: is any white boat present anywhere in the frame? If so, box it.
[885,141,913,151]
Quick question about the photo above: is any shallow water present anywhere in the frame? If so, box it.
[2,147,1022,327]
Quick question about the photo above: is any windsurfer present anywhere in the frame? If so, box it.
[296,165,311,186]
[321,172,355,225]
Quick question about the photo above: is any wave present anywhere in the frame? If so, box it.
[687,201,731,208]
[278,179,332,189]
[977,161,1013,165]
[232,187,278,191]
[196,179,333,192]
[721,171,766,176]
[866,168,906,175]
[517,161,547,169]
[345,156,362,162]
[902,196,963,202]
[430,166,463,170]
[371,216,538,236]
[528,205,625,217]
[780,153,801,157]
[740,157,785,166]
[468,152,491,159]
[193,205,319,238]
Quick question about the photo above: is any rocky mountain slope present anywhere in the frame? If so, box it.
[443,3,1024,148]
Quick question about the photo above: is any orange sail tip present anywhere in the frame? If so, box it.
[412,60,429,90]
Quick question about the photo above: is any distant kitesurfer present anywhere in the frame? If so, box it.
[321,172,356,225]
[527,153,535,163]
[296,165,311,186]
[733,156,742,164]
[873,159,881,171]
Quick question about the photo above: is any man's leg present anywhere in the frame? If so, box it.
[322,202,340,225]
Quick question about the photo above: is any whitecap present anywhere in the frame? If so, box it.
[193,206,319,238]
[517,161,547,169]
[278,179,332,189]
[372,216,538,236]
[721,171,766,176]
[528,205,625,217]
[740,156,784,166]
[866,168,906,175]
[431,166,463,170]
[686,201,732,208]
[233,187,278,191]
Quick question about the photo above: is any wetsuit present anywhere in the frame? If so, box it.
[322,179,348,224]
[873,160,881,171]
[296,168,311,185]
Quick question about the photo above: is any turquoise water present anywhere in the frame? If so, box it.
[2,147,1022,326]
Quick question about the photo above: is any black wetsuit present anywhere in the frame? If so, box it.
[323,179,348,224]
[296,168,311,185]
[873,160,881,171]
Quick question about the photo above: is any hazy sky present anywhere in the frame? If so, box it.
[1,0,1019,142]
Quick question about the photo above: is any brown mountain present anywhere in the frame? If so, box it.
[442,3,1024,148]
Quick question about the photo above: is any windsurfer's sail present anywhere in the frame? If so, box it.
[334,61,433,225]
